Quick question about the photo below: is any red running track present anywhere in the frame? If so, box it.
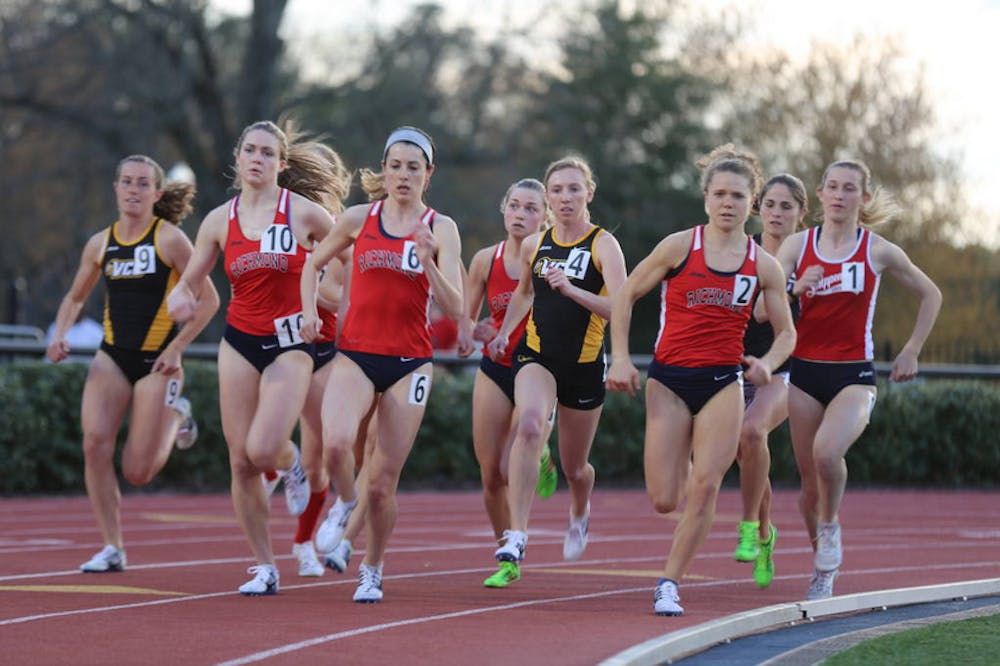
[1,489,997,665]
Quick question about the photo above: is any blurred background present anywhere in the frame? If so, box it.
[1,0,998,361]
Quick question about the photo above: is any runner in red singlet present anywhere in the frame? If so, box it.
[607,145,795,616]
[776,160,942,600]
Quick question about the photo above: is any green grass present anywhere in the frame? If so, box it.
[823,613,1000,665]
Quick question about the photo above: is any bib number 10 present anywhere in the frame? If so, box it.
[273,313,305,347]
[261,224,298,255]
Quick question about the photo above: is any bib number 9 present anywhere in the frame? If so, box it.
[134,245,157,275]
[164,378,181,407]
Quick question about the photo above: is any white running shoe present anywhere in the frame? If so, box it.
[315,496,358,552]
[293,541,324,578]
[282,445,310,517]
[494,529,527,563]
[324,539,353,573]
[261,470,284,497]
[563,504,590,561]
[806,569,838,600]
[353,563,383,603]
[80,545,126,573]
[814,521,842,572]
[653,578,684,616]
[238,564,279,595]
[173,396,198,450]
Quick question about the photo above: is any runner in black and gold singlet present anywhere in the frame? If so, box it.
[47,155,219,575]
[99,216,180,382]
[486,155,627,574]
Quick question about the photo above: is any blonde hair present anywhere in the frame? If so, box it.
[231,119,352,213]
[543,155,596,222]
[360,126,435,202]
[696,143,764,199]
[817,159,899,227]
[115,155,195,225]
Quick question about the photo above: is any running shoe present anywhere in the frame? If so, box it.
[562,505,589,561]
[653,578,684,616]
[173,396,198,450]
[238,564,279,596]
[293,541,324,578]
[535,444,557,499]
[283,445,310,517]
[261,470,283,497]
[814,521,842,572]
[483,561,521,588]
[315,496,358,552]
[353,563,383,603]
[324,539,353,573]
[754,524,777,588]
[806,569,838,600]
[80,545,126,573]
[494,529,527,563]
[733,520,760,562]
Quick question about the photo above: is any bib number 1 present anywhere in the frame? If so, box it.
[841,262,864,293]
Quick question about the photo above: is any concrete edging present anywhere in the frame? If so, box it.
[598,578,1000,666]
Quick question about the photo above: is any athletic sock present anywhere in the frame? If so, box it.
[294,487,329,544]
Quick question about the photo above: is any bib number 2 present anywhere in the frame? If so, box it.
[732,274,757,307]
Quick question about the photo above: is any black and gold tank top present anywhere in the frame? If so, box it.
[525,225,607,363]
[100,217,179,351]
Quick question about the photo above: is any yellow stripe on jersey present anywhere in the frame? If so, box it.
[141,269,180,351]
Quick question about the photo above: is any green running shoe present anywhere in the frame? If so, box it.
[536,444,557,499]
[733,520,760,561]
[483,560,520,588]
[754,524,777,588]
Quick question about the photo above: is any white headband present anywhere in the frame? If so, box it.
[383,128,433,165]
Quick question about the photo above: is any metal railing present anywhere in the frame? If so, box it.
[3,337,999,379]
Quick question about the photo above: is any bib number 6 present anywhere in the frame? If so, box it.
[409,373,430,406]
[402,240,424,274]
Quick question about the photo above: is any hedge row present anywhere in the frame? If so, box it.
[1,359,998,495]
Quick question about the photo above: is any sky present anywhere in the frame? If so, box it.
[214,0,1000,246]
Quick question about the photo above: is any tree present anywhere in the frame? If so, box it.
[0,0,290,328]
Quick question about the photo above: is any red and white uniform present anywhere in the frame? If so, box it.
[338,200,435,357]
[793,227,881,361]
[482,241,527,367]
[317,306,337,344]
[654,225,759,367]
[224,188,309,338]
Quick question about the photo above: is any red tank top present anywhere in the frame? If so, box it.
[793,226,881,361]
[653,225,759,367]
[223,189,309,341]
[318,305,337,344]
[338,201,435,357]
[482,241,527,367]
